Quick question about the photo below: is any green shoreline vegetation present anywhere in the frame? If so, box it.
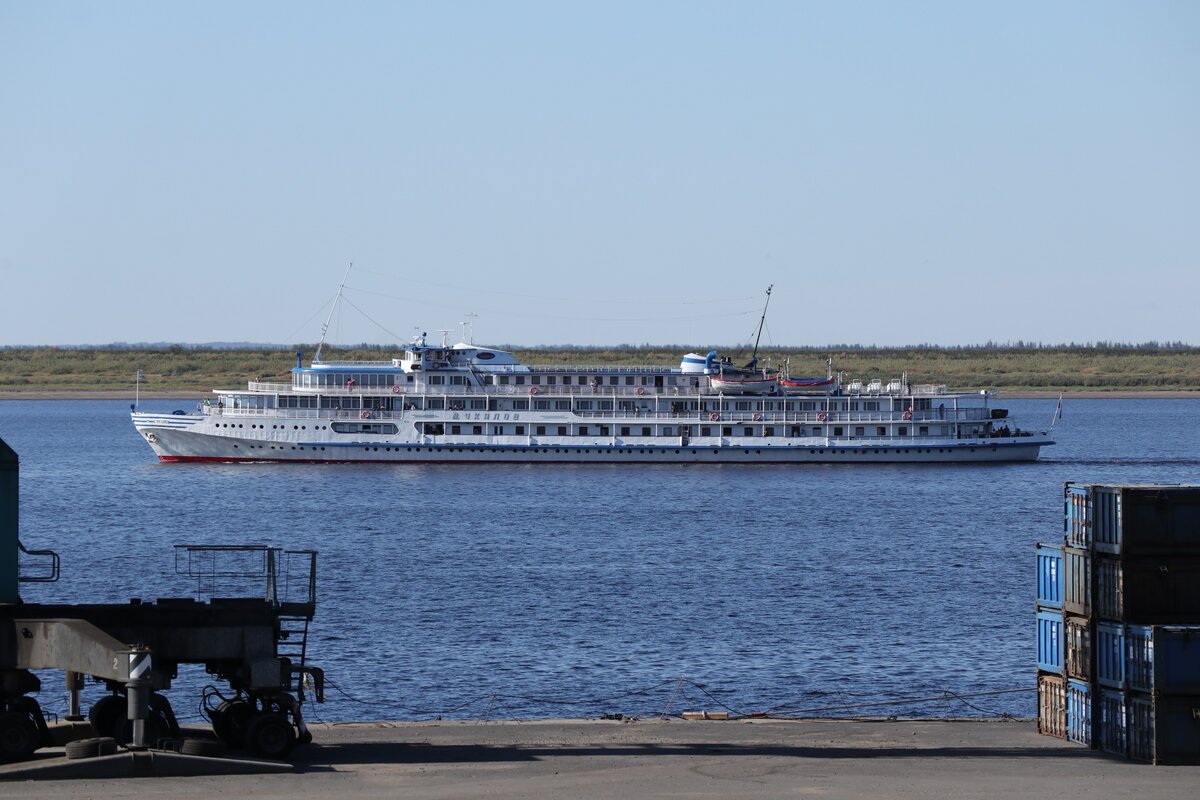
[2,343,1198,393]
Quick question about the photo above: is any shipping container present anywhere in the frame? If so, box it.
[1037,543,1063,610]
[1098,688,1128,757]
[1127,693,1200,765]
[1127,625,1200,695]
[1038,673,1067,739]
[1067,679,1095,747]
[1096,556,1200,623]
[1063,546,1091,617]
[1064,615,1093,682]
[1037,609,1065,674]
[1065,483,1091,549]
[1096,622,1127,689]
[1091,485,1200,556]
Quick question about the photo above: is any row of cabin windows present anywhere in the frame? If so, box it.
[419,425,923,438]
[489,374,682,387]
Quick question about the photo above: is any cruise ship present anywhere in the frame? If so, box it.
[131,335,1055,464]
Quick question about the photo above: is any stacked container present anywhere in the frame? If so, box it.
[1037,484,1200,764]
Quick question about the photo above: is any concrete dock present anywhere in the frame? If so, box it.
[4,717,1198,798]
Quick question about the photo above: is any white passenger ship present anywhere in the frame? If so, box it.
[131,335,1054,464]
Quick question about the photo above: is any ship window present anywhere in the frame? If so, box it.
[493,426,502,435]
[600,426,609,435]
[469,399,486,409]
[513,400,529,410]
[452,425,461,434]
[531,376,541,384]
[515,376,525,385]
[899,426,908,435]
[577,401,593,410]
[743,427,753,436]
[609,376,619,385]
[702,427,711,436]
[516,426,525,435]
[813,427,822,435]
[642,427,651,436]
[473,425,483,435]
[579,426,589,435]
[499,376,510,385]
[597,400,613,410]
[855,427,865,436]
[625,376,635,385]
[555,400,570,410]
[429,375,444,385]
[558,426,567,436]
[834,426,844,436]
[536,426,546,435]
[722,427,732,436]
[663,426,673,435]
[620,427,630,435]
[547,376,556,385]
[919,426,929,435]
[450,375,465,385]
[562,376,572,385]
[534,400,550,410]
[877,427,887,436]
[764,427,775,437]
[476,352,495,360]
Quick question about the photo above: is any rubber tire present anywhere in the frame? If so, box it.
[0,711,40,763]
[244,713,296,760]
[65,737,101,760]
[88,695,122,738]
[96,737,118,756]
[181,737,226,758]
[213,699,255,748]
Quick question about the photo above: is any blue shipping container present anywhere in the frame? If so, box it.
[1067,483,1200,556]
[1098,688,1128,757]
[1096,622,1127,689]
[1036,543,1063,610]
[1065,483,1091,549]
[1128,693,1200,765]
[1038,609,1065,674]
[1127,625,1200,695]
[1067,679,1094,748]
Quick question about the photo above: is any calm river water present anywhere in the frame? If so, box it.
[2,397,1198,723]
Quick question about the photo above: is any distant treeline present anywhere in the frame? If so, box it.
[2,344,1198,392]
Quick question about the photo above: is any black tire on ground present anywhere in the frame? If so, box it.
[244,713,296,760]
[95,737,118,756]
[298,729,313,745]
[0,711,40,763]
[212,699,255,748]
[181,737,226,758]
[87,695,122,738]
[64,737,101,760]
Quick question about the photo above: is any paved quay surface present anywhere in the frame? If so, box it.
[6,718,1199,799]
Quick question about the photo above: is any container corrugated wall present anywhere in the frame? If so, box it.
[1098,688,1128,757]
[1097,556,1200,623]
[1037,543,1063,610]
[1037,610,1065,674]
[1126,625,1200,695]
[1096,622,1126,689]
[1067,679,1094,747]
[1128,694,1200,765]
[1038,674,1067,739]
[1064,615,1092,682]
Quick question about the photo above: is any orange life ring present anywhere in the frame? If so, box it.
[391,384,400,394]
[360,410,370,419]
[636,386,646,396]
[817,412,828,422]
[752,412,763,422]
[710,412,720,422]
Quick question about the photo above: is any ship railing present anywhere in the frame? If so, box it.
[174,544,317,618]
[247,381,293,392]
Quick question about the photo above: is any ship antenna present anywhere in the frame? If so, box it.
[747,284,773,371]
[314,261,354,364]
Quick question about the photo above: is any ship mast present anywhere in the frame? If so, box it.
[746,284,773,371]
[314,261,354,364]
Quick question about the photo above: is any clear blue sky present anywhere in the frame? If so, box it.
[2,1,1196,348]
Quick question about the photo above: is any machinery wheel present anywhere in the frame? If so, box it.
[244,713,296,760]
[0,710,40,763]
[112,702,174,748]
[96,737,118,756]
[213,699,255,748]
[298,729,313,745]
[88,695,122,738]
